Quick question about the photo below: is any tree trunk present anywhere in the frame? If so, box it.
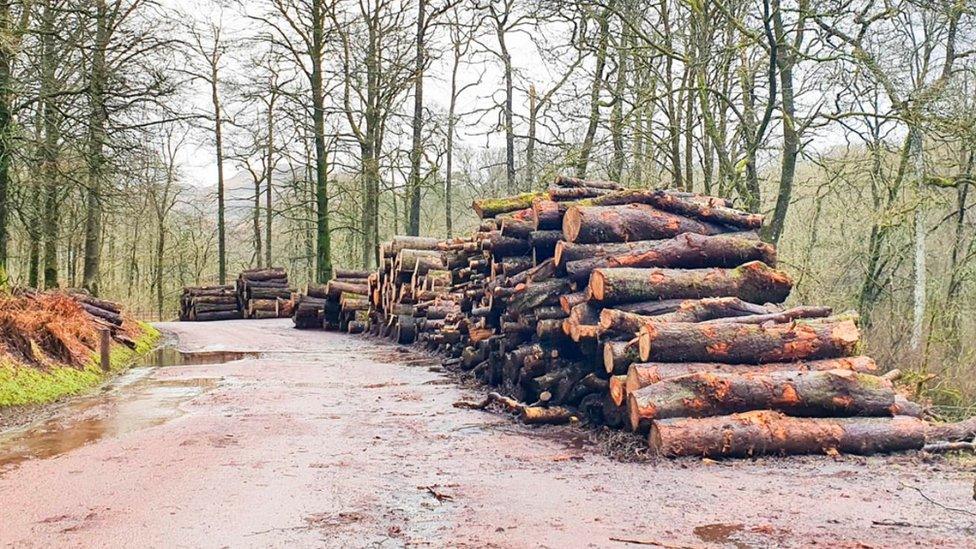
[311,0,331,282]
[407,0,425,236]
[575,2,612,179]
[81,0,109,295]
[638,317,860,364]
[565,233,775,283]
[763,0,800,244]
[0,2,13,288]
[649,411,976,458]
[265,90,275,268]
[590,261,792,305]
[40,0,59,289]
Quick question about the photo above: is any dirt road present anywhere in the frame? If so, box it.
[1,319,974,548]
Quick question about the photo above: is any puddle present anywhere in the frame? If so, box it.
[693,523,748,548]
[0,365,218,473]
[138,347,261,367]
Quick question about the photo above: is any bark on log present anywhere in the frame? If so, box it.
[547,186,613,200]
[638,318,860,364]
[565,233,776,284]
[589,261,793,305]
[389,236,441,255]
[473,192,548,218]
[239,268,287,282]
[532,199,567,230]
[485,232,531,257]
[562,204,728,244]
[648,411,976,458]
[600,300,825,334]
[501,218,534,239]
[194,310,244,321]
[327,280,369,299]
[553,175,621,190]
[334,269,372,280]
[554,232,760,267]
[639,190,764,229]
[624,357,879,395]
[627,369,899,430]
[80,303,123,326]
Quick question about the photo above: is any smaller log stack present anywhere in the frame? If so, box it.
[179,285,242,321]
[292,269,371,330]
[236,268,294,319]
[304,175,976,458]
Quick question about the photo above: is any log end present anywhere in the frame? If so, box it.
[562,206,583,243]
[589,269,607,301]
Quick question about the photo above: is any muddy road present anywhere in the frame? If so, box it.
[1,319,974,548]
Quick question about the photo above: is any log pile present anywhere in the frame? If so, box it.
[298,175,976,459]
[292,269,372,330]
[236,268,294,319]
[179,285,242,321]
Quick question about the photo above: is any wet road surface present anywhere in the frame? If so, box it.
[1,319,974,548]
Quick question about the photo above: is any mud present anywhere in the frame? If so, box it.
[0,318,974,548]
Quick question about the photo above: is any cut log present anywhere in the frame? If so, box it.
[562,203,728,244]
[334,269,372,280]
[640,189,764,229]
[553,175,621,190]
[485,232,531,257]
[603,339,642,375]
[609,375,628,406]
[389,236,441,255]
[600,300,827,334]
[697,306,833,325]
[194,310,244,322]
[638,318,860,364]
[79,303,123,326]
[564,233,776,283]
[501,218,534,239]
[473,192,548,218]
[531,199,567,230]
[520,406,576,425]
[327,280,369,299]
[547,186,613,200]
[627,369,899,430]
[239,267,287,282]
[589,261,793,305]
[624,356,879,394]
[649,411,976,458]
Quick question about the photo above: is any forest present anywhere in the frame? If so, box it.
[0,0,974,409]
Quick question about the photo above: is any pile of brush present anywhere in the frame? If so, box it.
[295,175,976,458]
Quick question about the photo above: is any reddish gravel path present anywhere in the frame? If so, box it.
[1,319,974,548]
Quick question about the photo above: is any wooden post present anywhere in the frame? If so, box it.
[99,328,111,371]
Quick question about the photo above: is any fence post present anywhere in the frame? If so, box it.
[100,328,112,371]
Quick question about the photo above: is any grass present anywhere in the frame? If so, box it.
[0,322,161,408]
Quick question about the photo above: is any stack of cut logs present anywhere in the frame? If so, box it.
[61,289,137,348]
[237,268,294,319]
[179,285,243,321]
[292,269,371,330]
[295,175,976,458]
